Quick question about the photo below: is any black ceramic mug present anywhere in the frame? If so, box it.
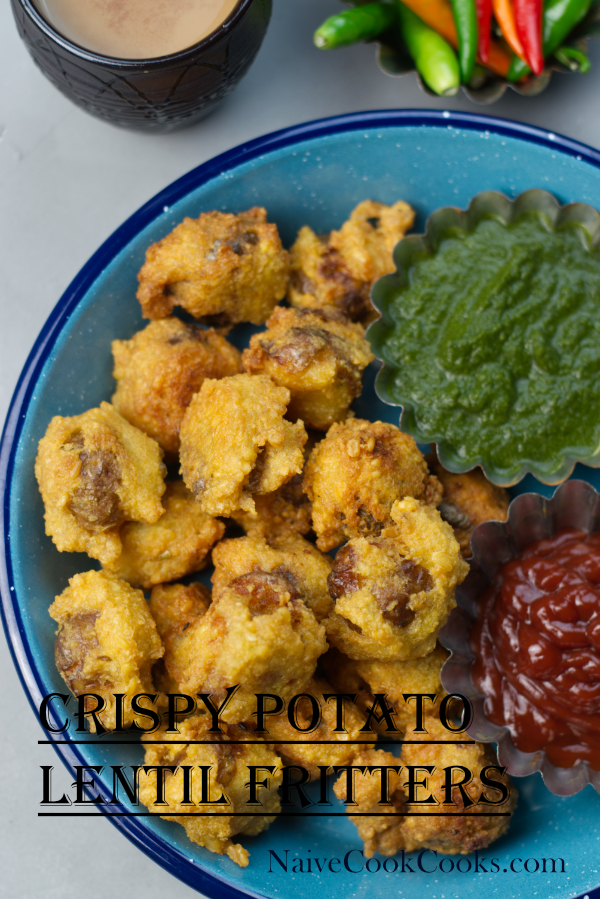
[11,0,272,132]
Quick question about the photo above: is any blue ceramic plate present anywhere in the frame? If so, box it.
[1,110,599,899]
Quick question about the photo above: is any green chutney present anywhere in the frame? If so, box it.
[378,212,600,483]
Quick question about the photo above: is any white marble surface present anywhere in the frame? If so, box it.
[2,1,600,896]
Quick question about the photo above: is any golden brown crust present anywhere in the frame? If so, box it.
[112,318,242,458]
[399,717,517,854]
[288,200,414,323]
[149,580,211,639]
[35,402,166,565]
[139,715,282,866]
[303,419,442,552]
[335,726,517,858]
[429,456,510,558]
[333,747,407,857]
[179,373,307,517]
[322,644,450,734]
[103,481,224,589]
[242,306,374,430]
[211,530,333,622]
[136,208,289,325]
[49,570,164,731]
[230,473,313,540]
[324,498,469,661]
[161,574,327,724]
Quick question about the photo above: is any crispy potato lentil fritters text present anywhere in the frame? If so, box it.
[35,198,519,867]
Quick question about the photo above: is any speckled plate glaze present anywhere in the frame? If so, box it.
[1,111,599,899]
[368,188,600,487]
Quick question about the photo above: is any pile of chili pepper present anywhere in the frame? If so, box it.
[313,0,592,96]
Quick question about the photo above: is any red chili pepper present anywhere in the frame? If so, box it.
[513,0,544,74]
[475,0,492,62]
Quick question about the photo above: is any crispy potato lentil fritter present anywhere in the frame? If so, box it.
[35,402,166,565]
[324,498,469,661]
[140,715,282,867]
[160,574,327,725]
[104,481,224,589]
[242,305,374,430]
[334,725,515,858]
[303,418,442,552]
[211,529,333,621]
[179,373,307,517]
[288,200,415,323]
[49,570,163,732]
[112,317,242,458]
[429,455,510,559]
[137,207,289,325]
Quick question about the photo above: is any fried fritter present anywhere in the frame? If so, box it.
[161,573,327,724]
[211,530,333,622]
[230,473,313,540]
[303,419,442,552]
[104,481,224,589]
[35,402,166,565]
[49,570,163,732]
[112,318,242,458]
[230,430,318,540]
[137,208,289,325]
[179,373,307,517]
[335,725,516,858]
[324,498,469,661]
[333,747,407,857]
[266,676,373,779]
[242,306,374,430]
[149,581,211,695]
[149,580,211,643]
[288,200,414,322]
[321,643,450,734]
[429,456,510,559]
[399,717,517,854]
[139,714,282,867]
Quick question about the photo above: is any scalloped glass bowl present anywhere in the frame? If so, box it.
[440,479,600,797]
[369,188,600,488]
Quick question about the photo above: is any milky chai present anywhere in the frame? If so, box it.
[35,0,240,59]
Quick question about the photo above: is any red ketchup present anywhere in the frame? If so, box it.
[470,528,600,771]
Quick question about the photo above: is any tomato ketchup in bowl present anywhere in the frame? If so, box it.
[440,479,600,796]
[470,528,600,771]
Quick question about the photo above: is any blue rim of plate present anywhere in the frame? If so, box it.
[2,109,600,899]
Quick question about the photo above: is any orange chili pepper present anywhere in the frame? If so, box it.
[398,0,512,75]
[492,0,528,61]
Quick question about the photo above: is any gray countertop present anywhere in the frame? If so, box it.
[2,1,600,896]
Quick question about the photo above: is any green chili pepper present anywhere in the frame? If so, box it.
[450,0,479,80]
[397,2,461,94]
[554,43,592,68]
[507,0,591,79]
[313,2,396,49]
